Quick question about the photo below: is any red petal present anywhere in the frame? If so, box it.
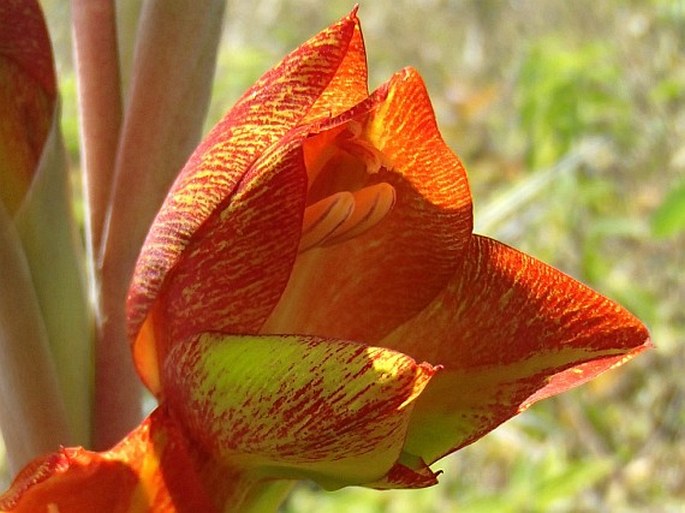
[0,0,55,97]
[384,235,651,464]
[0,0,56,214]
[127,10,367,393]
[263,68,473,344]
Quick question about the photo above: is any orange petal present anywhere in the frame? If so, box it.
[127,10,367,393]
[263,68,473,344]
[0,448,138,513]
[0,0,56,214]
[383,235,651,465]
[162,332,437,489]
[0,408,220,512]
[303,5,368,123]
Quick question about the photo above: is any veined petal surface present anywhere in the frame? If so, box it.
[128,10,369,392]
[303,9,368,122]
[133,132,308,394]
[162,333,436,489]
[384,235,650,465]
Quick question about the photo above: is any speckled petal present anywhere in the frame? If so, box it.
[132,131,309,394]
[162,333,437,489]
[369,452,440,489]
[384,235,651,465]
[127,10,368,393]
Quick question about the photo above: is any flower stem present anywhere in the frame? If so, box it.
[237,479,295,513]
[71,0,122,258]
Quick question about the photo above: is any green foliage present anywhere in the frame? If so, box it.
[516,40,630,169]
[651,178,685,238]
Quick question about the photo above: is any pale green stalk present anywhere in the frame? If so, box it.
[13,104,93,448]
[0,189,70,474]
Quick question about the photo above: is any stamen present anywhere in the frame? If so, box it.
[299,192,355,252]
[336,136,384,175]
[300,120,397,252]
[322,182,396,246]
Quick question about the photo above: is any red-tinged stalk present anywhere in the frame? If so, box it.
[71,0,122,260]
[94,0,226,449]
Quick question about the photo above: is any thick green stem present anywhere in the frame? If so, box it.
[236,479,295,513]
[13,106,93,448]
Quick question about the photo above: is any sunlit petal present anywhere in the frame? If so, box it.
[162,332,436,489]
[383,235,650,464]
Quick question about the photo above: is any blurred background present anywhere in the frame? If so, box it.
[5,1,683,511]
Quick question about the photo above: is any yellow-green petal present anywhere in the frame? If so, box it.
[162,333,436,489]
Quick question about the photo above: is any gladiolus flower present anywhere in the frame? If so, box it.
[1,8,650,512]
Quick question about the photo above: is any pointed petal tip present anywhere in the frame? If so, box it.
[369,455,441,490]
[519,330,653,411]
[389,235,652,466]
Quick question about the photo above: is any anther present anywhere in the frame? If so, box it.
[299,192,355,252]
